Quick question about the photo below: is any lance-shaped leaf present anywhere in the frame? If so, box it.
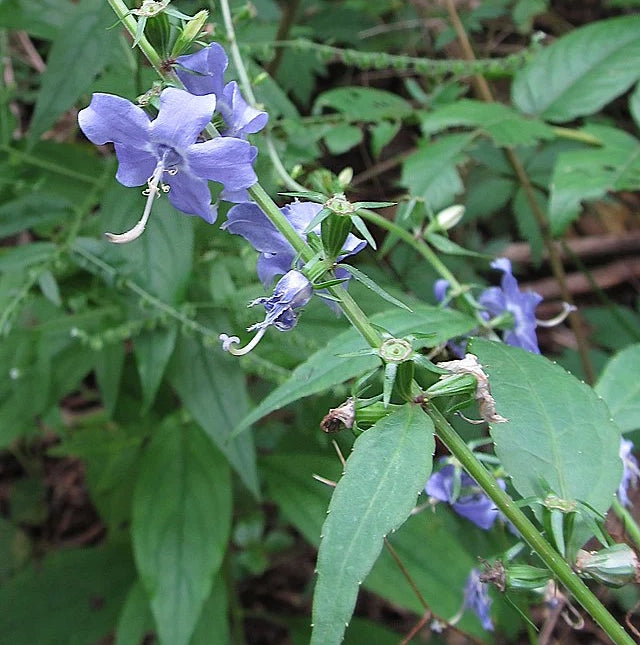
[132,419,232,645]
[311,404,435,645]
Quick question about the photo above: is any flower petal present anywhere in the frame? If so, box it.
[114,143,157,186]
[478,286,507,317]
[220,81,268,137]
[222,202,292,254]
[281,200,322,235]
[257,253,296,287]
[165,172,215,222]
[78,93,152,148]
[186,137,257,191]
[176,43,227,97]
[150,88,216,149]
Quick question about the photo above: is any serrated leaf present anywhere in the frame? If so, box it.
[512,15,640,122]
[29,0,117,141]
[312,87,412,121]
[595,343,640,433]
[232,305,478,436]
[311,405,435,645]
[419,100,554,146]
[168,334,259,496]
[400,133,473,211]
[134,324,178,412]
[337,264,411,311]
[548,124,640,235]
[471,339,621,547]
[132,420,232,645]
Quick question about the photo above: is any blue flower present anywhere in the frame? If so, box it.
[463,568,494,631]
[425,461,506,530]
[222,200,366,287]
[78,87,257,242]
[176,43,268,139]
[618,438,639,507]
[478,258,543,354]
[220,270,313,355]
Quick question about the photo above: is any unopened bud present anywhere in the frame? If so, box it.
[504,565,551,593]
[337,167,353,188]
[171,10,209,57]
[435,204,465,231]
[575,544,639,588]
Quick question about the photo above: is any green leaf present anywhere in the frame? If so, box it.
[471,339,621,546]
[115,581,154,645]
[323,124,363,154]
[400,133,473,211]
[0,543,134,645]
[95,342,125,416]
[311,405,435,645]
[263,453,506,638]
[0,0,75,39]
[512,15,640,122]
[134,324,178,412]
[132,419,232,645]
[419,100,554,146]
[233,305,477,436]
[29,0,118,141]
[630,82,640,130]
[312,87,413,122]
[595,343,640,433]
[189,575,229,645]
[336,264,411,311]
[548,125,640,235]
[369,120,401,158]
[168,334,259,496]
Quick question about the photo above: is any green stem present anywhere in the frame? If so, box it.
[428,405,634,645]
[612,498,640,552]
[106,0,164,74]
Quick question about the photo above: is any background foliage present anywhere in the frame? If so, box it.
[1,0,640,643]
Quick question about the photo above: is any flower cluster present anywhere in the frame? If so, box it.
[77,44,266,242]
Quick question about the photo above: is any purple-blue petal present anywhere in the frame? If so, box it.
[78,93,152,149]
[113,143,157,187]
[186,137,257,191]
[478,286,507,317]
[165,172,215,222]
[281,200,322,235]
[176,43,227,97]
[222,202,292,255]
[151,88,216,150]
[464,569,494,631]
[220,81,269,137]
[257,252,295,287]
[434,279,449,303]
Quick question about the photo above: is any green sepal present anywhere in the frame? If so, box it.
[336,264,411,312]
[352,201,396,209]
[425,373,477,398]
[412,354,449,374]
[279,191,326,203]
[575,544,639,588]
[505,565,551,593]
[350,214,377,250]
[382,362,397,408]
[394,361,415,402]
[303,207,332,235]
[143,12,174,57]
[321,213,352,259]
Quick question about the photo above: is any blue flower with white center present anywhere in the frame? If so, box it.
[478,258,543,354]
[425,461,506,530]
[220,270,313,355]
[176,43,268,139]
[222,200,366,287]
[463,568,494,631]
[77,87,257,242]
[618,438,639,507]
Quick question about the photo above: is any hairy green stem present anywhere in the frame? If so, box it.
[428,405,634,645]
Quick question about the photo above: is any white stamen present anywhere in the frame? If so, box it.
[105,162,164,244]
[219,329,268,356]
[536,302,577,328]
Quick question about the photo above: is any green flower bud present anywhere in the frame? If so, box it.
[575,544,639,588]
[435,204,465,230]
[171,10,209,57]
[504,565,551,593]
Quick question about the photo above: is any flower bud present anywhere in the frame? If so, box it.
[435,204,465,231]
[575,544,639,588]
[171,10,209,57]
[504,565,551,593]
